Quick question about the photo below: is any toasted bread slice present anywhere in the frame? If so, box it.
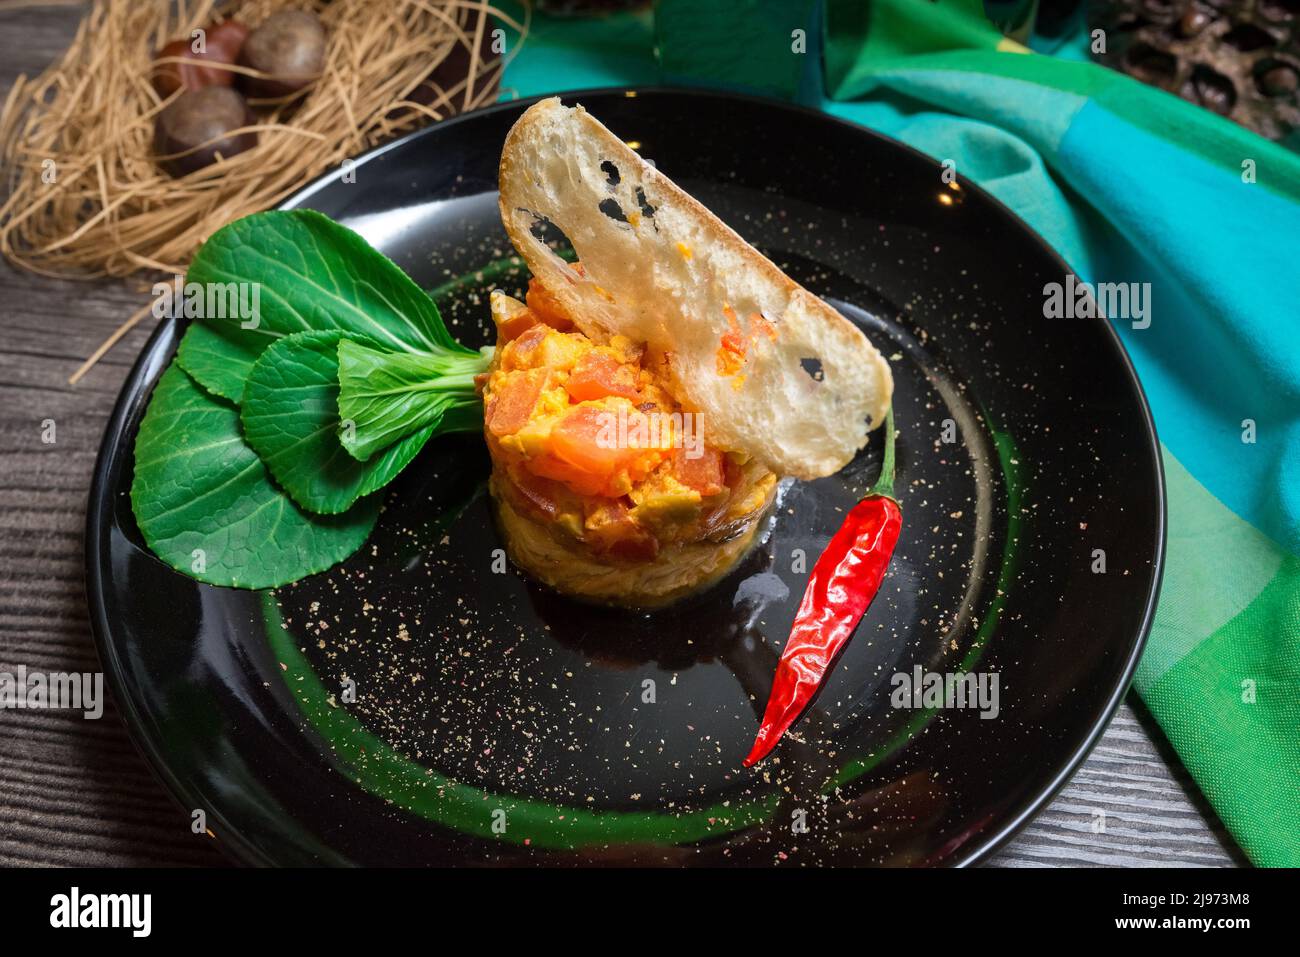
[498,97,892,480]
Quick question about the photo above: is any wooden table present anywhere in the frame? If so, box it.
[0,3,1247,868]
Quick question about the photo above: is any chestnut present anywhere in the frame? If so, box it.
[154,86,257,177]
[238,10,327,99]
[151,20,249,98]
[1258,63,1299,97]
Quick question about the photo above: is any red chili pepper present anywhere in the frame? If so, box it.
[743,409,901,767]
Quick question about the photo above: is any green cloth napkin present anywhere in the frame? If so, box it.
[496,0,1300,866]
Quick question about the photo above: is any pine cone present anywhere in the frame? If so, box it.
[1088,0,1300,142]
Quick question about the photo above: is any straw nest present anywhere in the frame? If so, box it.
[0,0,526,377]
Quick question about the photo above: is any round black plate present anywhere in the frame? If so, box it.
[87,89,1164,867]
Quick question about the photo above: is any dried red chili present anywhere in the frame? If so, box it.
[743,408,901,767]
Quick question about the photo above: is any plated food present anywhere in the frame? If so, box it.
[483,300,782,606]
[482,99,894,605]
[92,89,1165,865]
[128,96,899,762]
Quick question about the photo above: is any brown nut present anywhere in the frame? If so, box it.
[151,20,249,98]
[154,86,257,177]
[238,10,326,99]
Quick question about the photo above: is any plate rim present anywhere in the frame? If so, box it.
[84,86,1167,868]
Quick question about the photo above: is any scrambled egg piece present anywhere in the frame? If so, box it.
[481,276,776,605]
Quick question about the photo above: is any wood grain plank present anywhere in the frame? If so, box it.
[0,0,213,854]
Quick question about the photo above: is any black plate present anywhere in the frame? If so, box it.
[87,89,1164,867]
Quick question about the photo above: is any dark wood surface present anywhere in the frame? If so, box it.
[0,3,1247,868]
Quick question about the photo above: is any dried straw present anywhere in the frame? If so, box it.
[0,0,528,379]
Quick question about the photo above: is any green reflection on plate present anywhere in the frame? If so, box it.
[263,592,779,849]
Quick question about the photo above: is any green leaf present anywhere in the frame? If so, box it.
[181,209,471,401]
[176,322,263,403]
[336,338,487,462]
[240,331,434,514]
[131,362,379,589]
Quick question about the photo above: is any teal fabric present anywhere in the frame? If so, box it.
[823,79,1300,557]
[498,1,657,96]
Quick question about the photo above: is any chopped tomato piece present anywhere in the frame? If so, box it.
[673,447,726,497]
[486,368,546,437]
[496,305,538,343]
[526,278,574,331]
[550,406,633,476]
[566,351,640,402]
[533,405,668,497]
[503,324,551,370]
[527,451,608,498]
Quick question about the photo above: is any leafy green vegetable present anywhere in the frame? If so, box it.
[336,338,488,462]
[240,331,437,515]
[132,208,498,589]
[177,209,465,402]
[175,322,263,404]
[131,363,379,589]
